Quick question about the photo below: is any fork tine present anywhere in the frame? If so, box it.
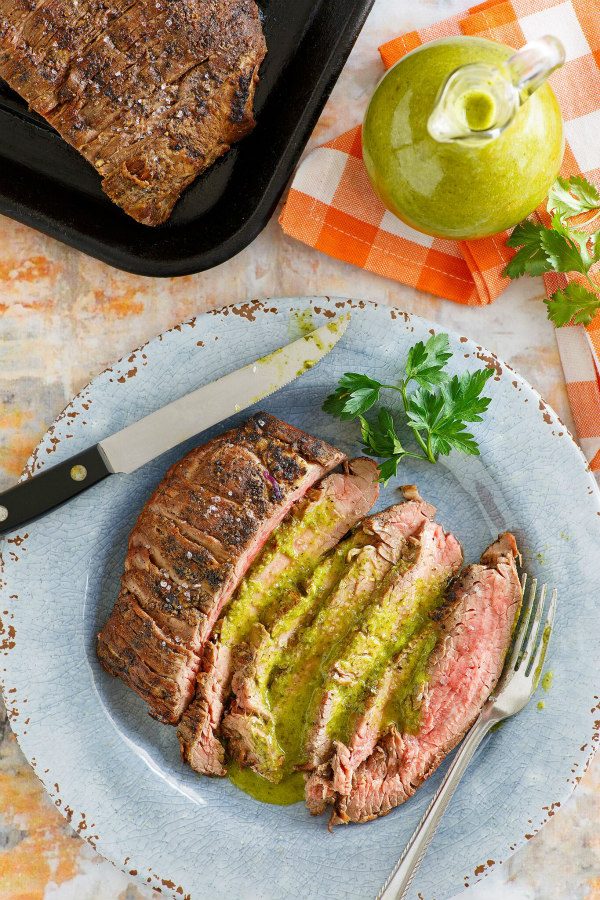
[526,587,557,679]
[519,581,546,670]
[503,576,531,672]
[505,575,537,672]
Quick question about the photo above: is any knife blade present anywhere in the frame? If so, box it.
[0,317,349,536]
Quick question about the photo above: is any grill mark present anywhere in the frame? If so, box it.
[229,69,251,122]
[0,0,52,47]
[59,6,182,100]
[149,480,259,551]
[178,481,249,516]
[132,515,226,580]
[123,567,212,624]
[133,544,223,598]
[101,590,199,674]
[107,617,191,685]
[154,510,234,565]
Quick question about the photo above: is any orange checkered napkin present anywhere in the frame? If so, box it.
[280,0,600,471]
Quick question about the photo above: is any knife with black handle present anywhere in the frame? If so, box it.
[0,446,110,534]
[0,319,348,536]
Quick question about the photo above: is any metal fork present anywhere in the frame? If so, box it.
[377,574,557,900]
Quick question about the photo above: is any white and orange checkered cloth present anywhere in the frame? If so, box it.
[280,0,600,472]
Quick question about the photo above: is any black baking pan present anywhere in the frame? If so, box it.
[0,0,375,277]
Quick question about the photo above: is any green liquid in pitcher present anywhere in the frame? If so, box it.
[362,37,564,239]
[460,90,497,131]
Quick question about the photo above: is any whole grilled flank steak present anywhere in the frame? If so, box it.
[222,493,441,782]
[0,0,266,224]
[97,414,345,725]
[177,458,380,776]
[306,533,521,826]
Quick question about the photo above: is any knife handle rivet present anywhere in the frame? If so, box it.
[0,505,7,523]
[70,465,88,482]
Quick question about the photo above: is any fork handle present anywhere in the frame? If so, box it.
[377,711,497,900]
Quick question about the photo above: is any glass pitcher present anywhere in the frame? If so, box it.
[362,36,565,240]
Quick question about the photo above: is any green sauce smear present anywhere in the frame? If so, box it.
[322,569,446,748]
[228,761,305,805]
[541,670,554,692]
[223,525,454,804]
[250,532,376,783]
[292,308,315,337]
[220,499,338,646]
[381,625,439,735]
[533,625,553,690]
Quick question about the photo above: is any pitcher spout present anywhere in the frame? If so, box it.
[427,35,565,145]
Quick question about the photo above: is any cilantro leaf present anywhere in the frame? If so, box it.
[576,228,600,272]
[504,221,553,278]
[539,225,589,275]
[376,455,403,485]
[404,333,452,387]
[431,421,480,458]
[406,387,481,457]
[406,370,492,458]
[548,176,600,222]
[359,408,404,459]
[502,175,600,328]
[359,409,406,484]
[322,373,382,420]
[323,334,492,479]
[545,283,600,327]
[548,215,600,273]
[505,215,599,280]
[405,386,445,436]
[440,369,494,422]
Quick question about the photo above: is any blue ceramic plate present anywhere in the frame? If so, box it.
[2,297,599,900]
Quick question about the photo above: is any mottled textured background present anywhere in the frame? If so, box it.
[0,0,598,896]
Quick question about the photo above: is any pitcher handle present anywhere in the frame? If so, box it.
[507,35,566,98]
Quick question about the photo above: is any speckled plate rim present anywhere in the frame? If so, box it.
[1,296,600,900]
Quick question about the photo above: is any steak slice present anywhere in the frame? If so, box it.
[313,533,521,825]
[177,458,379,775]
[0,0,267,224]
[317,624,440,800]
[97,414,345,725]
[303,519,463,772]
[222,530,372,777]
[229,494,438,782]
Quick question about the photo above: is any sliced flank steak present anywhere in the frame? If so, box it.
[319,623,440,800]
[303,518,463,773]
[0,0,267,224]
[97,414,345,725]
[222,535,365,777]
[225,493,440,782]
[177,458,379,776]
[308,533,521,826]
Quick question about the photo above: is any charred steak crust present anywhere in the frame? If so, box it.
[0,0,267,224]
[97,413,345,724]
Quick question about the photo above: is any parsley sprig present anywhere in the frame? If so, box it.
[323,333,493,483]
[504,175,600,327]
